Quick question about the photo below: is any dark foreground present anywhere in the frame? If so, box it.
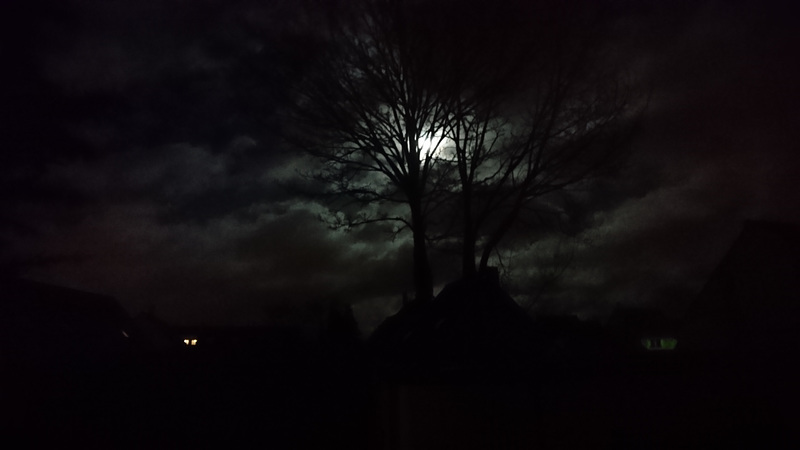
[5,337,799,450]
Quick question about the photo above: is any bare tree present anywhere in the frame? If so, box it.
[283,0,641,301]
[438,1,642,277]
[283,0,463,302]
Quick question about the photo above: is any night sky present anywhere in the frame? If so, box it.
[2,0,799,331]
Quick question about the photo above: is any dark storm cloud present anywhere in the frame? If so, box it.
[36,137,288,226]
[14,198,416,326]
[5,0,800,327]
[10,123,415,325]
[2,0,414,326]
[504,182,744,319]
[637,0,800,224]
[496,0,800,319]
[31,0,300,155]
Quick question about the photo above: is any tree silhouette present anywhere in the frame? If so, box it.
[283,0,641,300]
[444,48,638,277]
[426,0,641,279]
[283,0,467,302]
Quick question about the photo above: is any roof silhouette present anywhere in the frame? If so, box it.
[1,277,131,367]
[1,276,128,324]
[683,220,800,350]
[369,272,537,380]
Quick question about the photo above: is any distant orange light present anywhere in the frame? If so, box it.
[183,338,197,346]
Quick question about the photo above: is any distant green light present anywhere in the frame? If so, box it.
[641,337,677,350]
[660,338,677,350]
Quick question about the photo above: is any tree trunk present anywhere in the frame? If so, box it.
[462,230,477,278]
[478,203,521,271]
[458,140,477,279]
[410,202,433,303]
[461,183,478,278]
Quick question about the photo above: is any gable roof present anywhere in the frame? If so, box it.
[1,277,132,367]
[369,274,537,380]
[683,220,800,349]
[1,276,129,328]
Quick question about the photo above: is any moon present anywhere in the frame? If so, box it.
[417,132,449,158]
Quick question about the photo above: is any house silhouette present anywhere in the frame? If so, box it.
[682,220,800,354]
[1,276,131,370]
[369,269,538,381]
